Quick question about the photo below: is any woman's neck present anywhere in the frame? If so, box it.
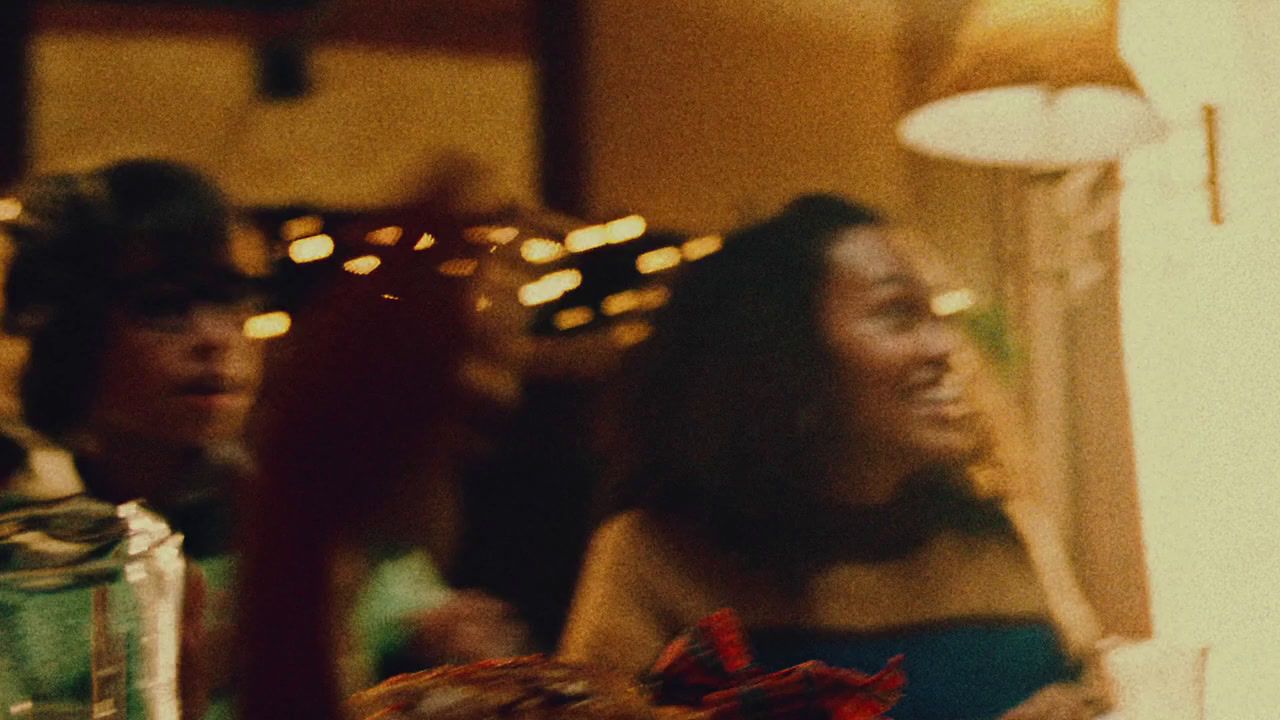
[828,450,916,507]
[72,430,197,510]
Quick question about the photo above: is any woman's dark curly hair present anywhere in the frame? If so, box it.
[606,196,877,563]
[606,194,1010,572]
[1,158,235,438]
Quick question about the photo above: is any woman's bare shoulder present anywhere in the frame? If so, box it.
[593,508,670,543]
[585,509,691,571]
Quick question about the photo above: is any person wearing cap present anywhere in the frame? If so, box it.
[1,158,532,719]
[0,158,272,720]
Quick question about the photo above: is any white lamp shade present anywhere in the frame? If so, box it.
[898,0,1166,168]
[898,83,1166,168]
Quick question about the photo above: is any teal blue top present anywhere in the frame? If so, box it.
[750,619,1080,720]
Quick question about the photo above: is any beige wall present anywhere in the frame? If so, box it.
[26,32,539,209]
[580,0,907,233]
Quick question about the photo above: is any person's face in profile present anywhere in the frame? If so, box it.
[87,229,269,448]
[821,225,980,469]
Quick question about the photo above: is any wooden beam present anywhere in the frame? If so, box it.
[33,0,531,58]
[535,0,586,216]
[0,1,30,189]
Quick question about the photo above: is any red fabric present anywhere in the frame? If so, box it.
[649,609,763,704]
[647,610,905,720]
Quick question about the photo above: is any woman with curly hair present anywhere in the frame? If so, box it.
[560,195,1109,720]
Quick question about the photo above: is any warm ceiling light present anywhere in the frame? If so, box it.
[365,226,403,246]
[565,225,608,253]
[413,233,437,250]
[517,269,583,307]
[0,197,21,222]
[897,0,1165,168]
[638,285,671,310]
[636,247,682,274]
[465,226,518,245]
[611,321,653,348]
[602,289,642,317]
[487,226,519,245]
[553,306,595,331]
[605,215,647,244]
[931,288,977,317]
[243,311,292,339]
[281,215,323,242]
[520,238,567,264]
[288,234,335,263]
[681,234,724,261]
[437,258,479,277]
[540,269,582,293]
[343,255,381,275]
[517,283,560,307]
[602,285,671,317]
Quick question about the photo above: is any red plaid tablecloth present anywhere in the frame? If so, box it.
[645,610,905,720]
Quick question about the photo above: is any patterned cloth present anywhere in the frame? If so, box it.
[645,610,905,720]
[0,429,452,720]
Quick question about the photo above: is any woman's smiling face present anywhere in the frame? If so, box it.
[820,225,981,469]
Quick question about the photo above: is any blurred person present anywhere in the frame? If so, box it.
[238,180,536,720]
[0,158,269,719]
[0,159,528,720]
[559,195,1111,720]
[446,206,636,654]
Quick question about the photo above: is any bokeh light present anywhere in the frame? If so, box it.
[681,234,724,261]
[0,197,21,222]
[243,311,292,339]
[931,288,976,317]
[365,226,404,246]
[343,255,382,275]
[552,306,595,331]
[288,234,336,263]
[438,258,479,277]
[636,246,682,274]
[565,225,608,253]
[520,238,567,264]
[604,214,647,244]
